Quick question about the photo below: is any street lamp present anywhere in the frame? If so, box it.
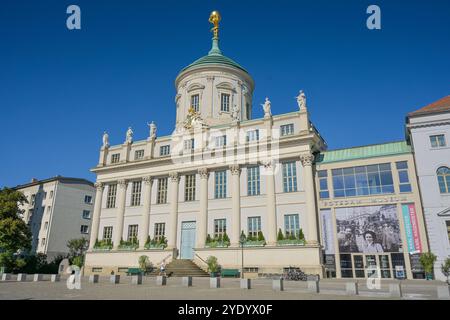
[239,232,246,279]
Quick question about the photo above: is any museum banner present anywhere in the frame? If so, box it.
[401,204,422,254]
[320,209,335,254]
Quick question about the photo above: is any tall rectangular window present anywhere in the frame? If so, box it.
[185,174,196,201]
[215,135,227,147]
[106,184,117,208]
[246,129,259,142]
[318,170,329,199]
[134,149,144,160]
[80,225,89,234]
[160,145,170,156]
[280,123,294,136]
[214,219,227,238]
[220,93,230,112]
[82,210,91,219]
[103,226,113,240]
[84,195,92,204]
[154,223,165,241]
[247,166,260,196]
[184,138,194,150]
[157,178,168,204]
[284,214,300,238]
[111,153,120,163]
[396,161,412,193]
[191,94,200,112]
[332,163,394,198]
[430,134,446,148]
[131,181,142,206]
[214,170,227,199]
[127,224,138,242]
[246,103,251,119]
[247,216,261,238]
[283,161,298,192]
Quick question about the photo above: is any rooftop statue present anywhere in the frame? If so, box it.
[262,97,272,118]
[296,90,307,110]
[102,131,109,148]
[125,127,133,144]
[148,121,157,139]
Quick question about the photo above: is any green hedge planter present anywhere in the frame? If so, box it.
[144,243,167,250]
[205,241,230,248]
[276,239,306,246]
[244,240,266,247]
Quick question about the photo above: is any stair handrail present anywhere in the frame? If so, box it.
[194,253,209,271]
[157,254,172,266]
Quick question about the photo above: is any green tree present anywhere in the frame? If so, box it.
[257,231,265,242]
[0,188,32,272]
[419,252,437,279]
[67,238,89,258]
[222,232,230,244]
[298,229,305,241]
[277,228,284,241]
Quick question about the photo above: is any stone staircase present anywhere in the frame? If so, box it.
[150,259,209,277]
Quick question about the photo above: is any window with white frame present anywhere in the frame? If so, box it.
[127,224,138,242]
[157,178,168,204]
[131,181,142,206]
[106,184,117,208]
[134,149,144,160]
[84,195,92,204]
[80,225,89,234]
[154,223,165,241]
[430,134,446,148]
[247,216,261,238]
[318,170,329,199]
[284,214,300,238]
[220,93,230,112]
[215,135,227,147]
[160,145,170,156]
[111,153,120,163]
[184,174,196,201]
[214,219,226,239]
[437,167,450,194]
[246,129,259,142]
[282,161,298,192]
[214,170,227,199]
[247,166,260,196]
[82,210,91,219]
[280,123,294,136]
[103,226,113,240]
[396,161,412,193]
[184,138,194,150]
[191,94,200,112]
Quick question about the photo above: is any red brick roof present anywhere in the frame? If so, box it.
[408,95,450,117]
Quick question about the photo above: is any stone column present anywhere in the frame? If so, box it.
[197,168,209,248]
[113,179,128,250]
[264,161,277,246]
[89,182,104,250]
[230,165,241,246]
[139,176,153,250]
[300,154,319,244]
[168,172,180,250]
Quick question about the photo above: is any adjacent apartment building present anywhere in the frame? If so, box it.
[14,176,95,260]
[407,96,450,281]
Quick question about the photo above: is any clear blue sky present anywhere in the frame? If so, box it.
[1,0,449,187]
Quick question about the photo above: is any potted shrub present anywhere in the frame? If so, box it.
[138,255,152,275]
[206,256,220,277]
[441,257,450,284]
[222,232,230,246]
[277,228,284,241]
[419,252,437,280]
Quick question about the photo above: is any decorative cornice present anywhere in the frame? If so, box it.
[300,154,314,166]
[229,164,241,175]
[198,168,209,179]
[169,172,180,182]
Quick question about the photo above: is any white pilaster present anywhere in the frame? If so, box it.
[300,154,319,244]
[264,161,277,245]
[113,179,128,250]
[168,172,180,249]
[139,176,153,249]
[230,165,241,246]
[89,182,104,250]
[197,168,209,248]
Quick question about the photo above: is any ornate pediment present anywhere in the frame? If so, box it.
[437,207,450,217]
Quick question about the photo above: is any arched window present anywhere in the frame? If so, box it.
[437,167,450,193]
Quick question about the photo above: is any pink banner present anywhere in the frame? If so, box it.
[408,204,422,253]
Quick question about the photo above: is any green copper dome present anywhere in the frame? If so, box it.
[180,39,248,74]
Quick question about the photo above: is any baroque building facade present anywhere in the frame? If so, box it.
[85,12,430,279]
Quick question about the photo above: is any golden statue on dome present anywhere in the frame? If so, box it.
[209,11,221,39]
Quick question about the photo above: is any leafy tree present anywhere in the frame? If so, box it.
[0,188,32,272]
[72,256,83,268]
[277,228,284,241]
[67,238,89,258]
[419,252,437,279]
[257,231,265,242]
[441,258,450,278]
[206,234,212,244]
[298,229,305,241]
[222,232,230,243]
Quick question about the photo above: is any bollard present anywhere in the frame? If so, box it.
[17,274,27,282]
[307,280,320,293]
[131,274,143,285]
[210,277,220,288]
[89,275,99,283]
[51,274,60,282]
[272,278,284,291]
[110,274,120,284]
[156,275,167,286]
[240,278,251,289]
[33,274,43,282]
[346,282,359,295]
[437,286,450,300]
[1,273,11,281]
[389,282,402,298]
[182,276,192,287]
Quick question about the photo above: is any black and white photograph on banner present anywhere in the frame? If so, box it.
[336,205,402,253]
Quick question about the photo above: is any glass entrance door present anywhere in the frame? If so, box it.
[180,221,196,259]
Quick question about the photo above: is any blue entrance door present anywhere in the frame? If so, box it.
[180,221,196,259]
